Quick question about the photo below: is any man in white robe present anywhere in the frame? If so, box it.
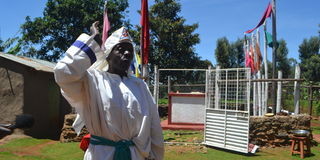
[54,22,164,160]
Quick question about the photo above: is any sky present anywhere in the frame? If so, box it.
[0,0,319,64]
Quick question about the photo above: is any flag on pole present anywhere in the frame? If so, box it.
[102,0,110,49]
[130,51,142,77]
[140,0,150,65]
[255,38,263,71]
[245,3,272,34]
[265,31,273,47]
[249,43,256,73]
[244,40,250,68]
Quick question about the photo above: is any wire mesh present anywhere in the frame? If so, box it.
[207,68,250,112]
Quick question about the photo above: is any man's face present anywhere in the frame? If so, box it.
[107,42,134,72]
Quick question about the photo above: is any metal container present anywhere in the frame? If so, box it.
[292,130,310,137]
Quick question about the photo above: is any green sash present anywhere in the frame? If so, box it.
[90,135,134,160]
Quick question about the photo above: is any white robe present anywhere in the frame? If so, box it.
[54,34,164,160]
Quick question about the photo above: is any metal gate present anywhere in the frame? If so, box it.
[204,68,251,153]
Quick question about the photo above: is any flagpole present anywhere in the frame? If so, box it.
[140,0,149,81]
[271,0,277,114]
[263,22,268,114]
[140,26,144,78]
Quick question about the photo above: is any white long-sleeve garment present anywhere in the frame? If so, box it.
[54,34,164,160]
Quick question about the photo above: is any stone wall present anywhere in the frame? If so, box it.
[249,114,311,147]
[61,113,312,147]
[60,114,88,142]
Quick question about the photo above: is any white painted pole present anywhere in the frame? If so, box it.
[153,65,159,108]
[253,75,258,116]
[256,29,263,116]
[258,72,262,116]
[205,66,211,109]
[261,75,265,115]
[263,22,269,114]
[294,65,301,114]
[215,66,220,109]
[251,34,259,116]
[276,71,282,113]
[153,65,157,97]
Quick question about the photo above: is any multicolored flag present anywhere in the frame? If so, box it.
[245,3,272,34]
[102,0,110,49]
[130,51,142,77]
[140,0,150,65]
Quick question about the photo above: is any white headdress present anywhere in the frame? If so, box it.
[90,27,133,72]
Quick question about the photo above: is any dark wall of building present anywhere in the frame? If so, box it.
[23,69,71,140]
[0,68,24,123]
[0,58,71,140]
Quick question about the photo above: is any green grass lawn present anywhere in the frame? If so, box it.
[1,135,319,160]
[311,119,320,134]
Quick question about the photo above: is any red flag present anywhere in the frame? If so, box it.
[245,3,272,34]
[140,0,150,65]
[249,44,256,73]
[102,0,110,49]
[255,41,263,71]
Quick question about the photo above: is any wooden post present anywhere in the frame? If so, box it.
[308,85,313,116]
[271,0,278,115]
[167,75,171,93]
[294,65,301,115]
[5,68,15,96]
[276,71,282,113]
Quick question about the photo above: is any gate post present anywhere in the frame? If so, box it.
[294,65,301,115]
[276,71,282,113]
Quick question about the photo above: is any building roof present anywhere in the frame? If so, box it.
[0,52,56,73]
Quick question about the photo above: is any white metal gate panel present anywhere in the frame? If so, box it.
[204,68,251,153]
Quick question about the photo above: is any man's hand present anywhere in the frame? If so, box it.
[90,21,102,46]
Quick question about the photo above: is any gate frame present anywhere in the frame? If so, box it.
[204,68,251,153]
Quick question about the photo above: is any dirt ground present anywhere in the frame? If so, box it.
[0,68,24,124]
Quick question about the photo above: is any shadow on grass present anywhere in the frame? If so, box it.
[205,145,261,157]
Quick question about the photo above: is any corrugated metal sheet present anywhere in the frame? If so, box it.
[204,68,250,154]
[0,52,56,73]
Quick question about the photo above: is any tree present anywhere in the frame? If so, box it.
[230,38,245,68]
[299,36,320,62]
[276,39,291,78]
[131,0,211,84]
[298,36,320,82]
[302,54,320,82]
[0,37,19,54]
[19,0,129,62]
[214,37,244,68]
[215,37,230,68]
[288,58,297,78]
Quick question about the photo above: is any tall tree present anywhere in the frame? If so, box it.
[214,37,244,68]
[302,54,320,82]
[299,36,320,62]
[131,0,211,84]
[0,37,19,54]
[276,39,290,78]
[299,36,320,82]
[215,37,230,68]
[230,38,245,68]
[19,0,129,62]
